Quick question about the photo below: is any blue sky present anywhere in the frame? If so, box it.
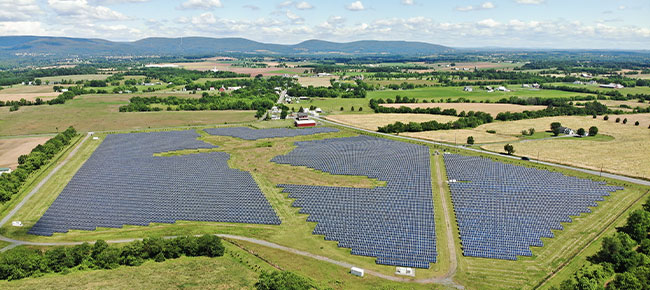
[1,0,649,49]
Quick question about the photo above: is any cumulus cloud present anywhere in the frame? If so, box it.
[179,0,222,10]
[346,1,365,11]
[48,0,129,21]
[0,21,50,35]
[295,1,313,10]
[401,0,414,5]
[456,2,495,12]
[515,0,545,4]
[286,10,304,24]
[0,0,42,21]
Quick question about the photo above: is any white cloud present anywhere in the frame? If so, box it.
[243,4,259,10]
[401,0,414,5]
[346,1,365,11]
[295,1,313,10]
[456,2,495,12]
[286,10,304,24]
[278,0,293,8]
[179,0,222,10]
[48,0,129,21]
[0,21,50,35]
[618,5,626,10]
[0,0,42,21]
[477,18,500,27]
[515,0,545,4]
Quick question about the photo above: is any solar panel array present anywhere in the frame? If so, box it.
[29,130,280,236]
[272,135,436,268]
[443,154,624,260]
[204,126,339,140]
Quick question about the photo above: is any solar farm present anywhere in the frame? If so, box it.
[272,135,437,268]
[6,123,644,289]
[29,130,280,236]
[443,154,624,261]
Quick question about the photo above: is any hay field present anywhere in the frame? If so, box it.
[38,74,109,83]
[598,100,650,109]
[0,136,51,169]
[480,114,650,179]
[0,85,62,101]
[171,62,303,76]
[404,129,518,144]
[381,103,547,116]
[326,113,459,131]
[297,77,335,87]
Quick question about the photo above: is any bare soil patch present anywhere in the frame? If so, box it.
[0,136,51,169]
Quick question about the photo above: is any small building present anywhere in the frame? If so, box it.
[297,112,309,120]
[573,81,584,85]
[227,86,242,91]
[314,108,322,113]
[295,119,316,127]
[558,127,575,135]
[299,96,310,100]
[497,86,510,92]
[522,84,531,88]
[209,87,215,91]
[11,221,23,227]
[463,86,473,92]
[218,86,225,92]
[532,83,540,89]
[0,168,11,175]
[600,83,624,89]
[350,267,364,277]
[395,267,415,277]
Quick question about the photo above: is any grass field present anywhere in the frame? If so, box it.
[326,113,459,131]
[0,136,51,169]
[0,94,256,136]
[38,74,110,83]
[404,129,519,144]
[367,86,590,102]
[0,85,62,101]
[381,103,547,117]
[297,77,335,87]
[550,82,650,96]
[480,114,650,179]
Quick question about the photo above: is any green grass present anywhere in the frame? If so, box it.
[38,74,111,83]
[367,86,591,102]
[0,94,257,136]
[550,82,650,96]
[0,242,273,290]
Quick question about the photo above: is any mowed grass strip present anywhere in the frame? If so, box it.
[326,113,459,131]
[404,129,519,144]
[480,114,650,179]
[381,103,547,117]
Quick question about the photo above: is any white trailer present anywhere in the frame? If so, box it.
[350,267,364,277]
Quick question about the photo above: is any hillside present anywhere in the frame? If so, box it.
[0,36,453,57]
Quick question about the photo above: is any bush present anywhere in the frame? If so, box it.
[340,106,343,111]
[623,118,628,124]
[486,130,496,134]
[604,115,609,120]
[467,136,475,145]
[635,121,640,126]
[589,126,598,137]
[504,144,515,155]
[255,271,312,290]
[577,128,586,136]
[551,122,562,136]
[616,117,621,123]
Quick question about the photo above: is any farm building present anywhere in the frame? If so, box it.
[558,127,575,135]
[0,168,12,175]
[297,113,309,120]
[463,86,473,92]
[295,119,317,127]
[600,83,624,89]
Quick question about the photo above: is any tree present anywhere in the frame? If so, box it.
[196,235,224,257]
[280,110,288,119]
[616,117,621,123]
[340,106,344,111]
[504,144,515,155]
[635,121,640,126]
[358,107,363,111]
[604,115,610,121]
[623,118,628,124]
[609,272,642,290]
[255,271,312,290]
[351,106,355,111]
[467,136,475,145]
[589,126,599,137]
[551,122,562,136]
[619,210,650,242]
[298,106,304,113]
[577,128,586,136]
[529,128,535,135]
[589,232,640,273]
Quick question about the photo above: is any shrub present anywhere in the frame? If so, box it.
[577,128,586,136]
[504,144,515,155]
[623,118,628,124]
[589,126,599,137]
[604,115,609,120]
[340,106,343,111]
[467,136,475,145]
[486,130,496,134]
[635,121,640,126]
[616,117,621,123]
[255,271,312,290]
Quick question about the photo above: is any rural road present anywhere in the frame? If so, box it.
[316,117,650,187]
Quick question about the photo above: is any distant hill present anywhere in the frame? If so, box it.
[0,36,453,57]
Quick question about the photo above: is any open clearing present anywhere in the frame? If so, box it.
[480,114,650,179]
[381,103,547,116]
[170,62,304,76]
[0,94,256,136]
[0,136,51,169]
[297,77,335,87]
[326,113,459,131]
[405,129,519,144]
[38,74,110,83]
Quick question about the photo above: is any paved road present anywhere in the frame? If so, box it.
[316,117,650,187]
[0,133,91,229]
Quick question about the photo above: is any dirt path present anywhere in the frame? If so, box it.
[433,155,460,282]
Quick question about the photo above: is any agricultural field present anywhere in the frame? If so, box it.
[0,94,256,136]
[480,114,650,179]
[367,86,590,102]
[381,103,547,117]
[296,76,336,87]
[404,129,519,144]
[0,136,51,169]
[170,61,304,76]
[326,113,459,131]
[0,85,62,101]
[38,74,110,83]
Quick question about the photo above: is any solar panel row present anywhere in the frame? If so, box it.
[272,135,437,268]
[204,126,339,140]
[443,153,624,261]
[29,130,280,236]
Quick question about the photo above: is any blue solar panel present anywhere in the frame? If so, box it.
[443,154,624,261]
[204,126,339,140]
[29,130,280,236]
[272,135,437,269]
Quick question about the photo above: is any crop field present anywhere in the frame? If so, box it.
[404,129,519,144]
[367,86,590,102]
[0,136,51,169]
[326,113,459,130]
[296,76,336,87]
[480,114,650,179]
[0,94,256,136]
[170,61,304,76]
[381,103,547,116]
[0,85,62,101]
[38,74,110,83]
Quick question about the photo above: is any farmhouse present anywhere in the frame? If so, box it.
[559,127,575,135]
[463,86,473,92]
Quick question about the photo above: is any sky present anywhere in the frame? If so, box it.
[1,0,649,49]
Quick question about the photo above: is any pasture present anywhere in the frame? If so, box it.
[367,86,590,102]
[0,85,61,101]
[38,74,110,83]
[480,114,650,179]
[404,129,518,144]
[0,136,51,169]
[381,103,547,117]
[0,94,256,136]
[326,113,459,131]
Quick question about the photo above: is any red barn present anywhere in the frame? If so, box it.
[295,120,316,127]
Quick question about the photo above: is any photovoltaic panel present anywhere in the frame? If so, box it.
[204,126,339,140]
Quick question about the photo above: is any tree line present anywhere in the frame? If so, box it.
[0,235,224,281]
[378,112,494,133]
[0,66,98,86]
[554,196,650,289]
[495,101,611,122]
[124,68,248,86]
[0,127,77,203]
